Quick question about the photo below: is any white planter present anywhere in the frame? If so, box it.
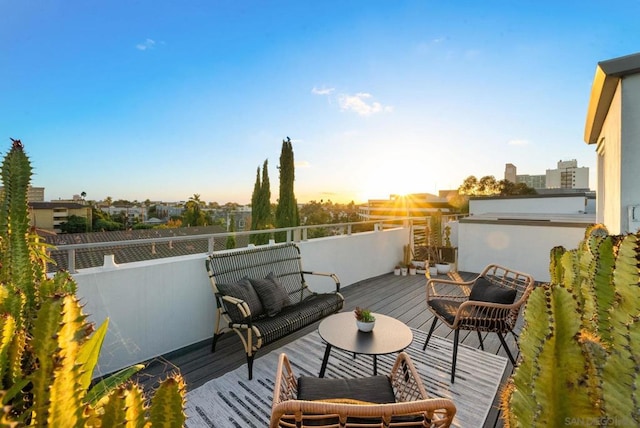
[393,268,401,276]
[416,268,426,275]
[436,263,451,274]
[401,267,408,276]
[429,266,438,276]
[411,260,426,269]
[356,320,375,332]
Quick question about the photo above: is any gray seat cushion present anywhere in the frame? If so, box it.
[297,375,395,403]
[294,375,425,426]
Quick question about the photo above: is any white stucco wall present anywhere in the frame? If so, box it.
[621,74,640,233]
[470,195,588,215]
[73,227,408,377]
[458,220,589,283]
[598,81,623,233]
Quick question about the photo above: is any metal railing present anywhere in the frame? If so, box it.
[49,219,407,273]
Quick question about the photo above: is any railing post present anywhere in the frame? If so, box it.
[208,237,215,253]
[67,249,76,274]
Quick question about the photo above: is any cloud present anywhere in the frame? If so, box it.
[508,139,529,146]
[295,161,311,168]
[312,86,335,95]
[136,39,156,51]
[338,93,392,116]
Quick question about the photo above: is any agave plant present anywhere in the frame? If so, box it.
[0,139,186,426]
[501,224,639,427]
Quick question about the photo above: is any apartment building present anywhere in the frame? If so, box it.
[29,202,92,233]
[505,159,589,190]
[0,186,45,202]
[358,193,451,220]
[546,159,589,189]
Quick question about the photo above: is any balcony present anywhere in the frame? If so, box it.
[52,217,588,427]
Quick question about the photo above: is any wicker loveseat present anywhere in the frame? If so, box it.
[270,351,457,428]
[205,242,344,379]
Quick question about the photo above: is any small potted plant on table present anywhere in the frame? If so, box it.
[354,307,376,332]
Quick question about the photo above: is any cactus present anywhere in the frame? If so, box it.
[0,140,186,426]
[501,224,639,427]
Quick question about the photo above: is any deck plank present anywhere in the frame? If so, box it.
[135,271,519,428]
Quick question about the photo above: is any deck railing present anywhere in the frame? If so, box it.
[49,219,419,273]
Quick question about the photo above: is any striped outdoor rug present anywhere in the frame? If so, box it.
[185,328,508,427]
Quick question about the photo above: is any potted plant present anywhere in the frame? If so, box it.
[393,264,401,276]
[429,261,438,277]
[354,307,376,332]
[400,263,408,276]
[436,261,451,274]
[408,262,417,275]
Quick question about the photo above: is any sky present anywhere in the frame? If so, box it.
[2,1,640,205]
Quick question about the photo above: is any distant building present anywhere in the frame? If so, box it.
[546,159,589,189]
[100,205,147,224]
[505,159,589,190]
[517,174,546,189]
[29,202,92,233]
[504,163,517,183]
[358,193,451,220]
[0,186,45,202]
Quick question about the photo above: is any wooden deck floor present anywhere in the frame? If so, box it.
[136,271,520,428]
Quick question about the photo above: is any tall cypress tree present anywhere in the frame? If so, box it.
[250,166,261,243]
[275,137,299,242]
[250,159,272,245]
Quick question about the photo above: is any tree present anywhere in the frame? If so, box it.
[275,137,299,242]
[250,159,272,244]
[59,215,89,233]
[183,193,211,227]
[104,196,112,206]
[458,175,535,196]
[250,166,261,235]
[499,180,537,196]
[94,218,123,231]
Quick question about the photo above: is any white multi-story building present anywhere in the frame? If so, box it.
[546,159,589,189]
[505,159,589,190]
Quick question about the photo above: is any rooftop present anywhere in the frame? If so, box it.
[133,270,513,428]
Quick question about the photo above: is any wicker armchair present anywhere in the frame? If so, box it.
[270,352,456,428]
[423,264,535,383]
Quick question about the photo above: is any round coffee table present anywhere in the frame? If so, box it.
[318,312,413,377]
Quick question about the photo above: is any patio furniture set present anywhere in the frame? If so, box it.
[206,242,535,427]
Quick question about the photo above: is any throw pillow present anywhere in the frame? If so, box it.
[217,278,263,323]
[469,276,517,305]
[250,273,291,317]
